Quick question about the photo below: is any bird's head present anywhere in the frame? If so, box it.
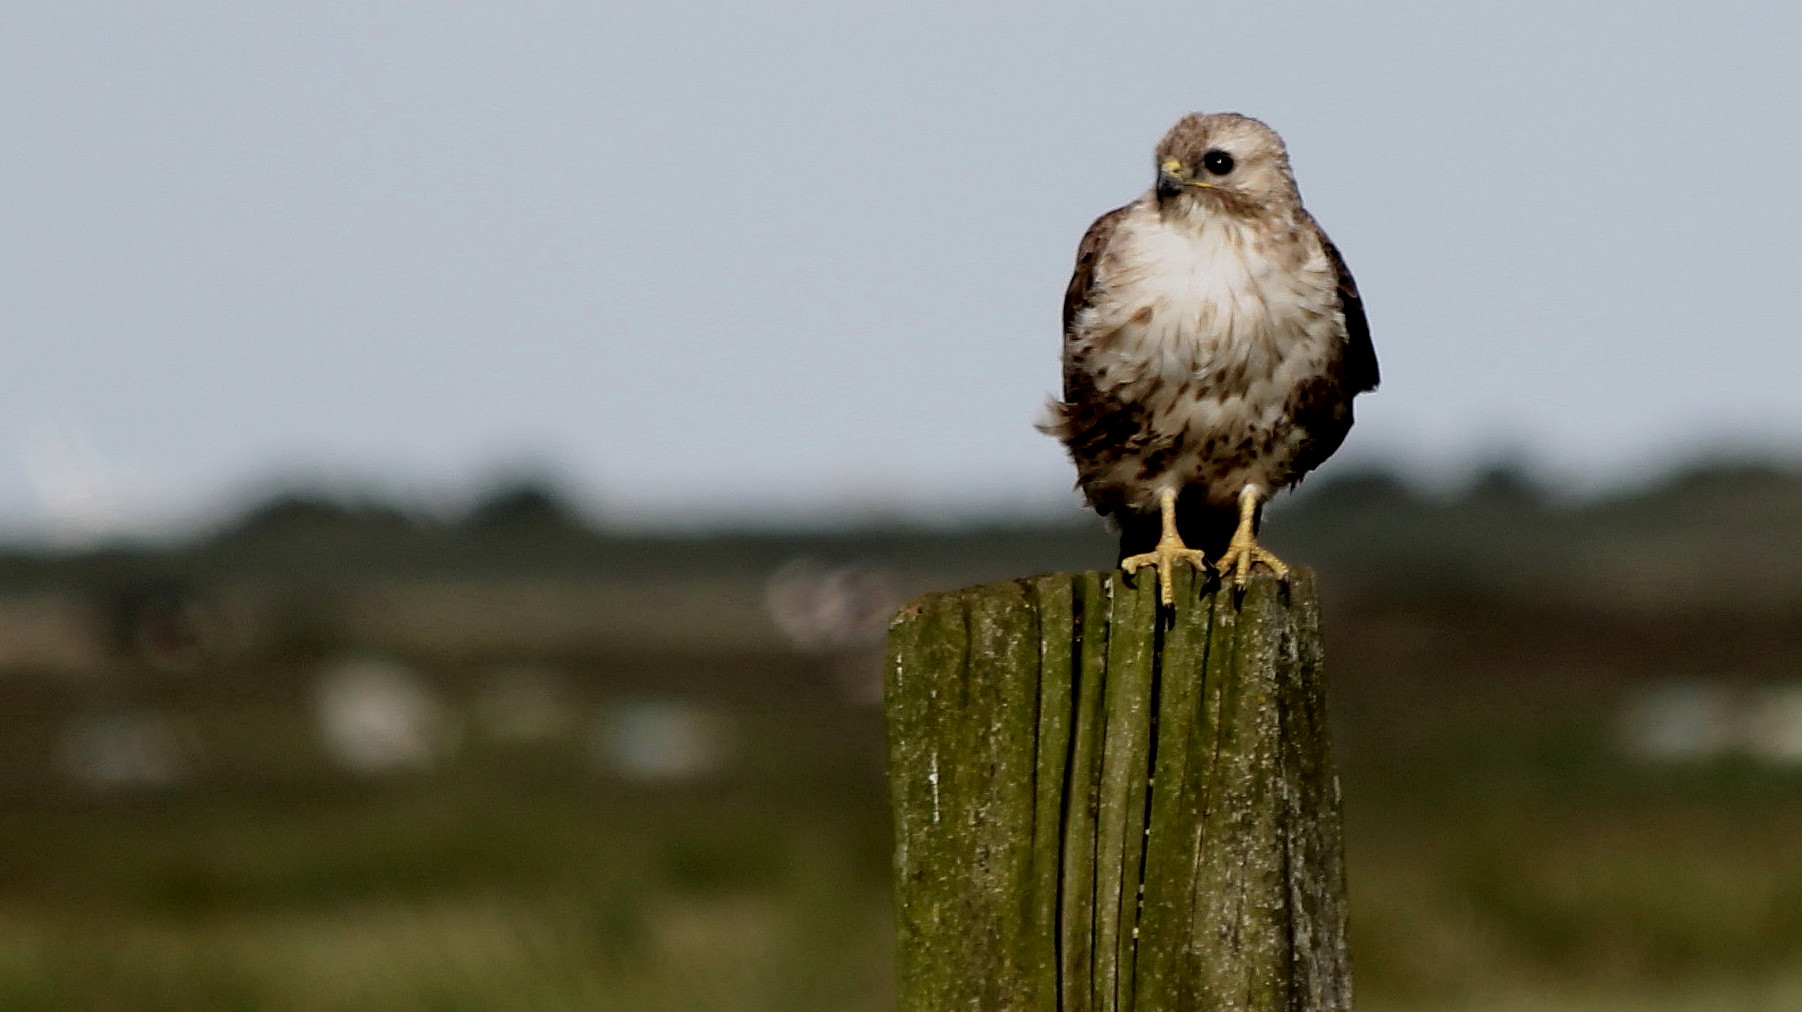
[1153,112,1299,220]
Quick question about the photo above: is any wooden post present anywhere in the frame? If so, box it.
[885,567,1349,1011]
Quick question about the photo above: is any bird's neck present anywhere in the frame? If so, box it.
[1158,194,1295,242]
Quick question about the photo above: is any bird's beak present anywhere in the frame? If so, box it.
[1156,159,1210,198]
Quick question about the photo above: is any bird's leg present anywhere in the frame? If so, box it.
[1120,488,1209,606]
[1215,485,1290,587]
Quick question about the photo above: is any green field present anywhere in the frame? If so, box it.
[1,464,1800,1010]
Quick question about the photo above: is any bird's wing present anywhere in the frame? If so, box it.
[1048,202,1147,514]
[1307,214,1379,394]
[1063,203,1134,338]
[1282,215,1380,483]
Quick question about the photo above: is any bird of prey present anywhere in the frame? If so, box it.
[1043,112,1378,604]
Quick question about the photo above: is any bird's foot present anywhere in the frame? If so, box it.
[1214,535,1290,589]
[1121,541,1209,606]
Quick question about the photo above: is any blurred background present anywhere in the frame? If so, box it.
[2,2,1801,1010]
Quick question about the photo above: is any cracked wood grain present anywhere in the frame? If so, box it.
[886,568,1348,1012]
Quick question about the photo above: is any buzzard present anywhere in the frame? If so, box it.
[1043,112,1379,603]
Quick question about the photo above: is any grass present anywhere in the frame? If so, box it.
[5,771,1800,1011]
[4,586,1802,1009]
[0,780,893,1012]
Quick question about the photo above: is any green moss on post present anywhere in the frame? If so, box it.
[886,569,1349,1012]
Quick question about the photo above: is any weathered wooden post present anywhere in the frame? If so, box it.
[885,566,1348,1011]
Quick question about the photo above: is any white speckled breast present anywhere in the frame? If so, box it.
[1069,201,1346,506]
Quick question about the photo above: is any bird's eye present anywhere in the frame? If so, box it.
[1202,149,1235,175]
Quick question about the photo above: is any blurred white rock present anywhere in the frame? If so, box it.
[1741,683,1802,763]
[314,656,458,775]
[1619,679,1802,765]
[589,698,733,783]
[1617,680,1737,762]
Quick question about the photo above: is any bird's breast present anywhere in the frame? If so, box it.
[1073,212,1347,428]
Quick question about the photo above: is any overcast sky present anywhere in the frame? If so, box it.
[2,1,1799,539]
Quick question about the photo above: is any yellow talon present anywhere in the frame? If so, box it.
[1120,489,1207,606]
[1122,542,1209,606]
[1215,539,1289,588]
[1215,486,1290,587]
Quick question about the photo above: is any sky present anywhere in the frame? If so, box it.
[2,1,1799,539]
